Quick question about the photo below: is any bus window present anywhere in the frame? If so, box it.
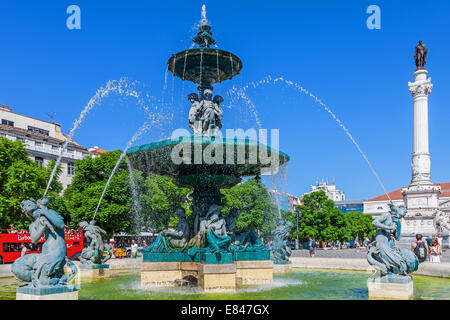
[3,243,22,252]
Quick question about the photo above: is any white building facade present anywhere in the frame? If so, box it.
[0,105,90,189]
[304,179,345,202]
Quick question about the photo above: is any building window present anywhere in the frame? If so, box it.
[1,119,14,127]
[16,137,25,142]
[27,126,49,136]
[67,162,75,175]
[35,157,44,167]
[35,141,43,147]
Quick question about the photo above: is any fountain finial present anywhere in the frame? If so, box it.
[201,4,208,25]
[193,5,216,48]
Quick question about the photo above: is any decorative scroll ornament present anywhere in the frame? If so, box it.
[408,79,433,98]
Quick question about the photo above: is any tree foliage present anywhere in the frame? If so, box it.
[221,178,279,236]
[64,150,190,236]
[0,137,63,229]
[134,172,190,233]
[295,190,375,242]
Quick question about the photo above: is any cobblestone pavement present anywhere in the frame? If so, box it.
[291,248,450,262]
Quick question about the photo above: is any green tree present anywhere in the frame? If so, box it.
[0,137,64,228]
[64,150,190,235]
[221,178,278,237]
[296,190,352,242]
[64,150,132,235]
[347,211,376,239]
[137,173,190,233]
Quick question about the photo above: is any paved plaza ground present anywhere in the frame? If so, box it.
[1,248,448,279]
[291,248,450,262]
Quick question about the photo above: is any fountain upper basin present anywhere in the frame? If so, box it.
[126,136,289,189]
[168,48,242,84]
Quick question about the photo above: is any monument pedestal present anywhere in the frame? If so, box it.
[198,263,236,292]
[235,260,273,285]
[79,264,110,280]
[273,263,292,274]
[16,285,78,300]
[367,275,414,300]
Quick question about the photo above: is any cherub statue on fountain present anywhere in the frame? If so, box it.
[188,89,224,135]
[188,93,202,134]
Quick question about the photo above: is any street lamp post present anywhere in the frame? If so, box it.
[295,209,301,250]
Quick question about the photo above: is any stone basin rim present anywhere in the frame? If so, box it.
[126,136,290,161]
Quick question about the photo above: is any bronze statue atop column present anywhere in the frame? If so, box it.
[414,40,427,70]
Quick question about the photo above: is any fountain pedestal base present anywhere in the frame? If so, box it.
[79,264,110,280]
[367,275,414,300]
[141,262,182,287]
[16,285,78,300]
[235,260,273,285]
[198,263,236,292]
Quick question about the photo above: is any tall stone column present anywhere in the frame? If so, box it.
[402,67,441,237]
[408,69,433,186]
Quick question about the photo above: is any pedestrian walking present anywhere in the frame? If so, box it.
[130,239,138,258]
[308,237,315,257]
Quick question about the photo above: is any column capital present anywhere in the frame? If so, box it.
[408,78,433,98]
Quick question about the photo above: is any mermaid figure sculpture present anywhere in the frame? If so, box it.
[11,198,78,290]
[367,203,419,279]
[79,220,111,265]
[140,208,191,253]
[272,219,293,264]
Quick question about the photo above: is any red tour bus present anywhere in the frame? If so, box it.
[0,228,84,264]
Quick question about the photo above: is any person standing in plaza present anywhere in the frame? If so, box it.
[412,234,429,263]
[20,244,27,257]
[436,233,443,247]
[354,236,360,252]
[308,237,315,257]
[130,239,138,258]
[429,238,442,263]
[109,239,116,259]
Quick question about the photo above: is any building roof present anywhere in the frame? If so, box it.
[0,124,88,151]
[335,199,367,205]
[367,182,450,202]
[267,189,301,200]
[88,146,108,154]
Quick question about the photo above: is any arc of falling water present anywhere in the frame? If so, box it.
[216,49,220,83]
[199,50,203,87]
[93,119,153,220]
[227,76,392,202]
[44,79,144,196]
[181,51,188,104]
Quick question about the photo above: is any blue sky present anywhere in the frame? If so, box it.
[0,0,449,200]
